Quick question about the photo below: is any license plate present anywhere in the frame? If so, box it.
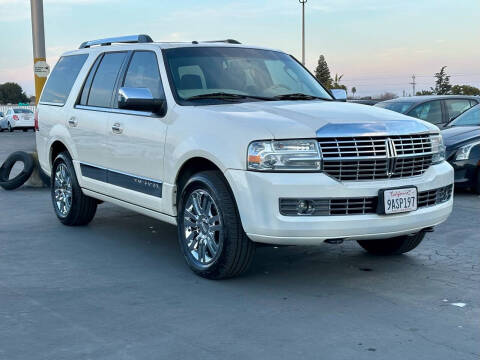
[381,187,417,214]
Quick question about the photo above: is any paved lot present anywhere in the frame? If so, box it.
[0,132,479,360]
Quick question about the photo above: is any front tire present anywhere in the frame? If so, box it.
[474,167,480,194]
[357,232,426,255]
[177,171,255,279]
[51,152,97,226]
[8,123,13,132]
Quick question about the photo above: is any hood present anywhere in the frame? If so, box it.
[199,100,438,139]
[441,126,480,147]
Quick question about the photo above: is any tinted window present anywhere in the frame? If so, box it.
[79,55,103,106]
[13,109,33,114]
[88,52,127,108]
[449,105,480,126]
[407,100,443,124]
[445,99,472,120]
[40,54,88,105]
[375,101,413,114]
[123,51,164,99]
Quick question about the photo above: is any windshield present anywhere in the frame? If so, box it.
[375,101,413,114]
[13,109,33,114]
[163,47,332,104]
[448,104,480,127]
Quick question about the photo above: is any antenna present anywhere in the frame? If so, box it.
[409,74,416,96]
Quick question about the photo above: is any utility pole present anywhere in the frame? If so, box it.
[299,0,307,64]
[30,0,49,105]
[409,74,416,97]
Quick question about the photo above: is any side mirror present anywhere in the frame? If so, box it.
[331,89,347,102]
[118,87,165,114]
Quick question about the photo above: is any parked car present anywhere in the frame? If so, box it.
[36,35,453,279]
[375,95,479,127]
[442,104,480,193]
[0,108,35,132]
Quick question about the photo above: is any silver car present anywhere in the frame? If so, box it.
[0,108,35,132]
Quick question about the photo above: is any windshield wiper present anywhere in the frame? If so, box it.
[273,93,332,101]
[185,92,273,101]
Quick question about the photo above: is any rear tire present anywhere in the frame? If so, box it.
[177,171,255,279]
[474,168,480,194]
[51,152,97,226]
[357,232,426,255]
[8,123,13,132]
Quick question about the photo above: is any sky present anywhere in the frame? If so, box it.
[0,0,479,98]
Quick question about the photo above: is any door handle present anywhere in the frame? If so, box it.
[112,122,123,134]
[68,117,78,127]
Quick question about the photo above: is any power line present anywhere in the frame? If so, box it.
[409,74,416,95]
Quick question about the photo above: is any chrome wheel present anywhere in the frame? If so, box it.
[183,189,223,265]
[54,163,73,217]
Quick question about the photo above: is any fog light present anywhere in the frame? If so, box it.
[297,200,314,215]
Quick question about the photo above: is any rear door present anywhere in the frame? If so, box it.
[103,50,168,212]
[444,98,474,122]
[407,100,443,125]
[72,51,128,193]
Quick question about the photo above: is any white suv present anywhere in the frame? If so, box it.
[36,35,454,279]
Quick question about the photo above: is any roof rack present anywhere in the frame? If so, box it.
[192,39,241,45]
[79,34,153,49]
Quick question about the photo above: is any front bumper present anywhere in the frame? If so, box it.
[225,161,454,245]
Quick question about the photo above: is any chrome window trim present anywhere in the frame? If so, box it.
[75,104,155,117]
[38,102,64,107]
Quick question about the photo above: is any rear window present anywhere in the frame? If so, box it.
[375,102,413,114]
[40,54,88,105]
[87,52,127,108]
[13,109,33,114]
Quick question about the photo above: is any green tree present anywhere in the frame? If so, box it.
[431,66,451,95]
[314,55,332,88]
[451,84,480,96]
[416,89,434,96]
[351,86,357,98]
[0,82,29,104]
[331,74,347,91]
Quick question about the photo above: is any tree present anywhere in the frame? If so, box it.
[416,89,434,96]
[331,73,347,91]
[378,92,398,100]
[351,87,357,98]
[314,55,332,88]
[431,66,451,95]
[451,84,480,96]
[0,82,29,104]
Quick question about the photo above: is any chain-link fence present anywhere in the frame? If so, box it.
[0,105,36,115]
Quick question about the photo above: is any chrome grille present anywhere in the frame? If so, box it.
[318,134,433,181]
[279,185,452,216]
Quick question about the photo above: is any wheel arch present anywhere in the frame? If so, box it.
[49,140,72,168]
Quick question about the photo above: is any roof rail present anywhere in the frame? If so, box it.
[79,34,153,49]
[192,39,241,45]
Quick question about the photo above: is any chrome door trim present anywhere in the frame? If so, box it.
[75,105,155,117]
[79,162,163,198]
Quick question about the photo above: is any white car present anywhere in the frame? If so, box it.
[36,35,454,279]
[1,108,35,132]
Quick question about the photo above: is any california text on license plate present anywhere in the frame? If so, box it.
[383,187,417,214]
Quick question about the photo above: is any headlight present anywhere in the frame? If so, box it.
[430,134,446,164]
[247,139,322,171]
[455,140,480,161]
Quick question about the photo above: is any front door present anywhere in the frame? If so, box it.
[104,50,168,213]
